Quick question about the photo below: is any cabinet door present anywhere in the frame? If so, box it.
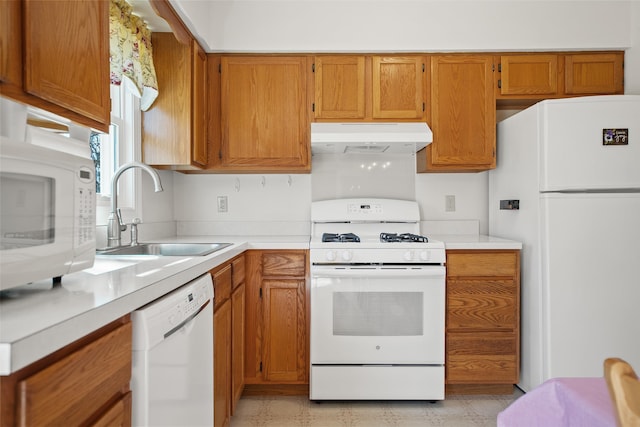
[16,322,132,426]
[262,279,307,382]
[314,56,366,119]
[220,56,310,172]
[23,0,110,126]
[0,0,21,86]
[214,301,232,427]
[372,56,425,119]
[192,40,208,166]
[498,54,558,96]
[564,53,624,95]
[231,283,245,414]
[424,55,495,171]
[143,33,192,166]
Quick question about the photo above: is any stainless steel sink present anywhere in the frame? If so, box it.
[97,242,232,257]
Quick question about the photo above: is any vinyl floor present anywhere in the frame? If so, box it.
[230,389,524,426]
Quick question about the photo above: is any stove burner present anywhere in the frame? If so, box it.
[322,233,361,243]
[380,232,429,243]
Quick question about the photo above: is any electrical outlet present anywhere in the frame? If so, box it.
[445,195,456,212]
[217,196,228,213]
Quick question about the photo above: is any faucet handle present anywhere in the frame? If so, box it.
[116,208,127,232]
[130,218,141,246]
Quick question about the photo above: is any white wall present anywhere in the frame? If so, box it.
[173,0,632,53]
[172,173,312,235]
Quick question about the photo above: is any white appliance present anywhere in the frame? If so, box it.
[0,130,96,290]
[309,198,446,400]
[489,95,640,392]
[131,274,214,427]
[311,122,432,154]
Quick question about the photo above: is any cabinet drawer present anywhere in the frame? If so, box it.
[213,264,232,309]
[16,322,132,426]
[447,355,518,383]
[263,252,306,277]
[447,279,517,330]
[447,251,517,277]
[232,255,245,289]
[447,332,517,356]
[446,333,518,383]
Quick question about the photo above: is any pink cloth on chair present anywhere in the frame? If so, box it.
[497,377,616,427]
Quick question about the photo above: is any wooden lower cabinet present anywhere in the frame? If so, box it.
[445,250,521,395]
[212,254,245,427]
[244,250,309,394]
[0,316,132,426]
[214,295,232,427]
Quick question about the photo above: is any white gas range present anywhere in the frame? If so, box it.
[309,198,446,401]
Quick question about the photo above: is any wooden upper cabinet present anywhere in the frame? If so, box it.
[142,34,208,170]
[372,56,425,119]
[313,55,426,121]
[314,56,366,119]
[420,55,495,172]
[496,52,624,104]
[192,41,208,166]
[564,52,624,95]
[219,56,311,172]
[0,0,110,131]
[498,54,558,96]
[0,0,21,86]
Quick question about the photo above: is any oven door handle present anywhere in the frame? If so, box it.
[311,266,445,278]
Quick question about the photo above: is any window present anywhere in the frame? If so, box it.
[92,84,143,226]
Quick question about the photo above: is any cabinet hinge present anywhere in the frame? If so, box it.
[312,63,315,73]
[498,63,502,73]
[498,79,502,89]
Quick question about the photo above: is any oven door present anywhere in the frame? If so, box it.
[310,265,445,365]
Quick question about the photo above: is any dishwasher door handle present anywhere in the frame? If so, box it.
[163,298,211,339]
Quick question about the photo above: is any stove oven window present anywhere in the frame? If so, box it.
[332,291,423,336]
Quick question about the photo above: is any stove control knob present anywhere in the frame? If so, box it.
[325,250,337,262]
[341,250,353,261]
[420,251,430,261]
[404,250,414,261]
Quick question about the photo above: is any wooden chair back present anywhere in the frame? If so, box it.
[604,357,640,427]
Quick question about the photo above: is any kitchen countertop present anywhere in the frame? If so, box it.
[0,233,519,375]
[433,234,523,250]
[0,236,309,375]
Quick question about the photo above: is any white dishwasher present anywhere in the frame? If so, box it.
[131,273,214,427]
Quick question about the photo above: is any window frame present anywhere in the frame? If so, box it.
[95,84,144,227]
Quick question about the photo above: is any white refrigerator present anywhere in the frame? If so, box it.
[489,95,640,392]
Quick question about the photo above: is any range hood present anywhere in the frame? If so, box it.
[311,122,432,154]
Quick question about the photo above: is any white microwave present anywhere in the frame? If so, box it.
[0,134,96,291]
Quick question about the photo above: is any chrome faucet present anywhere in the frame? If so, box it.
[107,162,163,248]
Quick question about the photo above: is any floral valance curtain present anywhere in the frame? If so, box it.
[109,0,158,111]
